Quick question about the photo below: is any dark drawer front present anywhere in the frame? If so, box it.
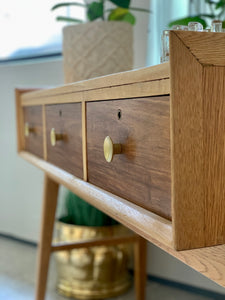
[46,103,83,178]
[23,106,43,158]
[87,97,171,220]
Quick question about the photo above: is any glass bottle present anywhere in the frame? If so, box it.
[211,20,222,32]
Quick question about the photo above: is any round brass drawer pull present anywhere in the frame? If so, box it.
[103,136,122,163]
[50,128,63,146]
[24,122,35,137]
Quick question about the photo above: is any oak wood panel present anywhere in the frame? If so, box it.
[86,97,171,219]
[203,66,225,247]
[173,30,225,66]
[18,151,225,289]
[46,103,83,178]
[21,79,170,106]
[23,106,43,158]
[35,175,59,300]
[19,151,173,249]
[170,31,205,250]
[21,63,169,102]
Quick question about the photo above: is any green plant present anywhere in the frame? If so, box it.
[59,190,119,226]
[51,0,150,25]
[169,0,225,28]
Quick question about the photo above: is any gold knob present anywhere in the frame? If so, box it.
[50,128,63,146]
[103,136,122,163]
[24,122,35,137]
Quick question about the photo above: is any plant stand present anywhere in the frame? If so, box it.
[35,174,147,300]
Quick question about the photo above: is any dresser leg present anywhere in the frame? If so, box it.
[134,236,147,300]
[35,174,59,300]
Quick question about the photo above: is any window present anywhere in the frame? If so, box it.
[0,0,85,61]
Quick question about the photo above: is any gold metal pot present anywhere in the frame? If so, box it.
[54,222,132,299]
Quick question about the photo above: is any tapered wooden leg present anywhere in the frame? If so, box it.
[134,236,147,300]
[35,174,59,300]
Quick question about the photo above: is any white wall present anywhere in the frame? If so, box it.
[0,0,225,294]
[0,58,63,241]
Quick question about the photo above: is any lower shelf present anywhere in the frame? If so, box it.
[19,151,225,289]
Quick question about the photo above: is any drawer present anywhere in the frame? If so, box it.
[23,106,43,158]
[46,103,83,178]
[86,97,171,220]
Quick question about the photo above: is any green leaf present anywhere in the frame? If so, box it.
[56,16,83,23]
[109,0,131,9]
[108,7,128,20]
[122,12,136,25]
[87,2,103,21]
[168,16,207,28]
[216,0,225,9]
[51,2,87,11]
[222,20,225,27]
[108,8,135,25]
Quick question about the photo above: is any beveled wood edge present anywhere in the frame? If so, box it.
[172,30,225,67]
[19,151,225,288]
[21,63,170,102]
[21,78,170,106]
[19,151,173,249]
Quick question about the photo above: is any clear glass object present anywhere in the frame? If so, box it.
[211,20,222,32]
[188,22,203,31]
[172,25,188,31]
[161,30,170,63]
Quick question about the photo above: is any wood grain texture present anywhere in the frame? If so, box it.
[203,66,225,246]
[23,106,44,158]
[21,79,170,106]
[21,63,169,102]
[19,151,173,249]
[134,237,147,300]
[15,88,39,152]
[82,101,87,181]
[35,175,59,300]
[173,30,225,66]
[170,31,225,250]
[18,152,225,289]
[46,103,83,178]
[87,97,171,219]
[170,31,205,250]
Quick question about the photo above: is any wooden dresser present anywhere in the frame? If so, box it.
[16,31,225,299]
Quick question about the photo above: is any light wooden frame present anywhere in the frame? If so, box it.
[15,31,225,299]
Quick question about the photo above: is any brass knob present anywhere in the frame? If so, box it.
[50,128,63,146]
[103,136,122,163]
[24,122,35,137]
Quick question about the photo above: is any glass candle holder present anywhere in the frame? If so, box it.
[211,20,222,32]
[188,22,203,31]
[160,30,170,63]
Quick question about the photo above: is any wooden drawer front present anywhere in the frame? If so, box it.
[46,103,83,178]
[87,97,171,219]
[23,106,43,158]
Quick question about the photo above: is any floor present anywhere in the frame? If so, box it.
[0,236,221,300]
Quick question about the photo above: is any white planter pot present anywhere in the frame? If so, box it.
[63,21,133,83]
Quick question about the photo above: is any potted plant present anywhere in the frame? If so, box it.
[168,0,225,29]
[54,191,133,299]
[52,0,150,83]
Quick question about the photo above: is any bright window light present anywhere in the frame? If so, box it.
[0,0,85,60]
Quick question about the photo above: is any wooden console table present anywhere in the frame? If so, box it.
[16,31,225,299]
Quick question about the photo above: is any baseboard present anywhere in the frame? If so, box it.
[0,232,37,247]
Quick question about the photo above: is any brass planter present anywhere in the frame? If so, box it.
[54,222,132,299]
